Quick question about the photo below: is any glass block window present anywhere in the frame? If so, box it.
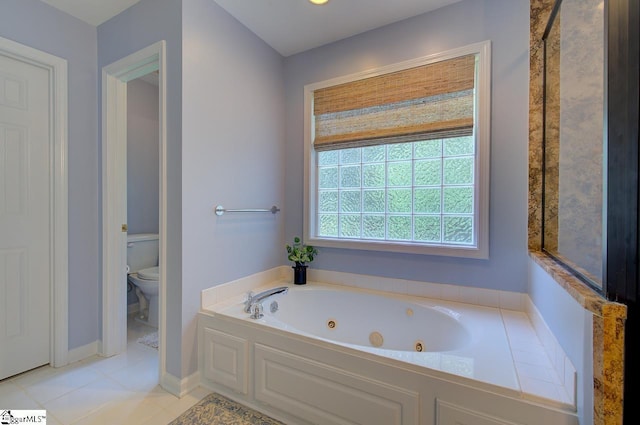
[316,136,475,245]
[305,41,490,258]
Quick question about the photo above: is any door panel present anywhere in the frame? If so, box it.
[0,52,51,380]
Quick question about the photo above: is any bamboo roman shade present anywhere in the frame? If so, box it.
[313,54,476,151]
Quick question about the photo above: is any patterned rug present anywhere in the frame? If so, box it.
[137,331,158,349]
[169,393,284,425]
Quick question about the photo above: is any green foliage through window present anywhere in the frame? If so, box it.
[316,137,475,245]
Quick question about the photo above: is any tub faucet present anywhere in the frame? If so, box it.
[244,286,289,314]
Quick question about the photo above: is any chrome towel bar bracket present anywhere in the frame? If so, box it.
[215,205,280,216]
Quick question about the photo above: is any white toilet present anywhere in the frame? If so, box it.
[127,233,159,327]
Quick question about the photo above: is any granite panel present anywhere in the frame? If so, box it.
[602,309,625,425]
[529,0,553,250]
[593,315,604,425]
[543,8,560,253]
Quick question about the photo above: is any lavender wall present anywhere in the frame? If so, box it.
[2,0,529,379]
[283,0,530,292]
[127,78,160,235]
[181,0,285,377]
[98,0,183,377]
[0,0,99,350]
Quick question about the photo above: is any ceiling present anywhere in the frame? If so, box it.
[40,0,143,26]
[41,0,462,56]
[211,0,463,56]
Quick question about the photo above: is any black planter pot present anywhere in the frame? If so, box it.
[292,264,308,285]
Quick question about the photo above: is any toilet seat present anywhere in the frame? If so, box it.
[138,266,159,281]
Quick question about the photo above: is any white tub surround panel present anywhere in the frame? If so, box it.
[201,268,577,406]
[199,302,576,425]
[199,271,579,425]
[215,284,520,393]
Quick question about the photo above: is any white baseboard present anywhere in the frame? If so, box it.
[66,341,99,364]
[161,370,201,397]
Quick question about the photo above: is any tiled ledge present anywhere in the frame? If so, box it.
[502,308,576,409]
[201,266,529,312]
[528,250,626,425]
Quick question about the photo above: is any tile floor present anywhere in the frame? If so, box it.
[0,316,211,425]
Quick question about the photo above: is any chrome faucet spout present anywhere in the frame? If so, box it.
[244,286,289,313]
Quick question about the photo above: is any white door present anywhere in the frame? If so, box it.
[0,51,52,379]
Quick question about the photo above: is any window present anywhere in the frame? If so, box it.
[304,41,491,258]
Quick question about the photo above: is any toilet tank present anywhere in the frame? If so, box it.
[127,233,159,273]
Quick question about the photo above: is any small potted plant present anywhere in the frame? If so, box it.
[286,236,318,285]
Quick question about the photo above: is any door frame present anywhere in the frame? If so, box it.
[0,36,69,368]
[101,41,167,374]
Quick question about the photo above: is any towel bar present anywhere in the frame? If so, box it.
[215,205,280,216]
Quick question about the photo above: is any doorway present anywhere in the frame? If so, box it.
[126,72,160,344]
[0,36,68,379]
[101,42,167,382]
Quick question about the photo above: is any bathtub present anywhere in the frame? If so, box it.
[198,281,577,425]
[259,287,472,352]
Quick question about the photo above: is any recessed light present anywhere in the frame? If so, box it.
[309,0,329,5]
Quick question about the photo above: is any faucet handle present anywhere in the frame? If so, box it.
[250,303,264,320]
[243,291,254,313]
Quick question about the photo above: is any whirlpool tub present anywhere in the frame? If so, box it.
[198,280,577,425]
